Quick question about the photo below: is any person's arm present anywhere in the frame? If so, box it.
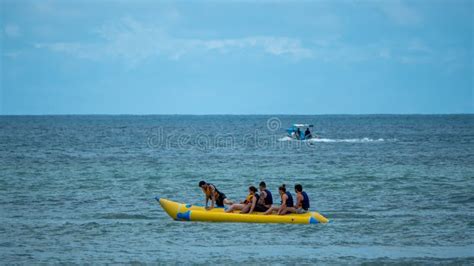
[278,195,287,215]
[248,196,257,214]
[202,188,209,207]
[209,187,216,209]
[259,191,267,205]
[296,194,303,209]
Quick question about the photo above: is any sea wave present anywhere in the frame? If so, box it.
[97,213,153,220]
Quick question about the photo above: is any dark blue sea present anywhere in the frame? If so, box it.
[0,115,473,264]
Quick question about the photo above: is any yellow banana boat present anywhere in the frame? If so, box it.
[156,197,329,224]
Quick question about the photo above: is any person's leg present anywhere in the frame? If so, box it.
[223,198,233,205]
[240,204,251,213]
[215,196,225,208]
[253,204,267,212]
[264,206,278,215]
[279,207,293,215]
[225,204,245,213]
[217,194,233,206]
[286,207,297,214]
[224,204,234,213]
[296,208,308,214]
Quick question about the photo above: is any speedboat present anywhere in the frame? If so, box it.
[286,124,316,140]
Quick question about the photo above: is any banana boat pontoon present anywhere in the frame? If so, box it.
[156,198,329,224]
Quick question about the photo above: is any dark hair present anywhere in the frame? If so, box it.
[279,184,286,192]
[259,181,266,188]
[295,184,303,192]
[249,186,257,193]
[198,181,206,187]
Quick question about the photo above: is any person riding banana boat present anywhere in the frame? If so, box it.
[254,181,273,212]
[288,184,310,214]
[225,186,259,214]
[264,184,294,215]
[198,181,233,210]
[199,181,311,215]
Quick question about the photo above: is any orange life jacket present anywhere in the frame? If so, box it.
[205,184,220,200]
[243,194,254,204]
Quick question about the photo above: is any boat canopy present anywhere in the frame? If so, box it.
[292,124,314,128]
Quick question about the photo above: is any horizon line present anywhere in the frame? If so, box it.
[0,113,473,116]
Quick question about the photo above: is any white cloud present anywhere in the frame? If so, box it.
[311,37,436,65]
[189,36,312,58]
[35,17,313,65]
[98,18,313,61]
[4,24,21,38]
[378,48,392,59]
[2,51,22,58]
[407,39,432,53]
[34,42,100,60]
[377,0,422,26]
[34,17,458,69]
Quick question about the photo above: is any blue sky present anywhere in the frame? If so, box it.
[1,0,472,114]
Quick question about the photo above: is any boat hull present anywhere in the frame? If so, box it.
[156,198,329,224]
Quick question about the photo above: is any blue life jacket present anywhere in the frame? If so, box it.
[282,191,294,207]
[264,189,273,205]
[301,191,310,210]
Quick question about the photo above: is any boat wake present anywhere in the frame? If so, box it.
[278,136,394,143]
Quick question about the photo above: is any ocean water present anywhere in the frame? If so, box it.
[0,115,473,264]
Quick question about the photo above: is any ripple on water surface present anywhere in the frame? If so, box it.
[0,115,473,263]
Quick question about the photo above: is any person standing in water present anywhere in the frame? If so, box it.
[198,181,232,210]
[264,184,294,215]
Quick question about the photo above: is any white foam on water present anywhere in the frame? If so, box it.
[278,136,294,141]
[310,137,385,143]
[278,137,393,143]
